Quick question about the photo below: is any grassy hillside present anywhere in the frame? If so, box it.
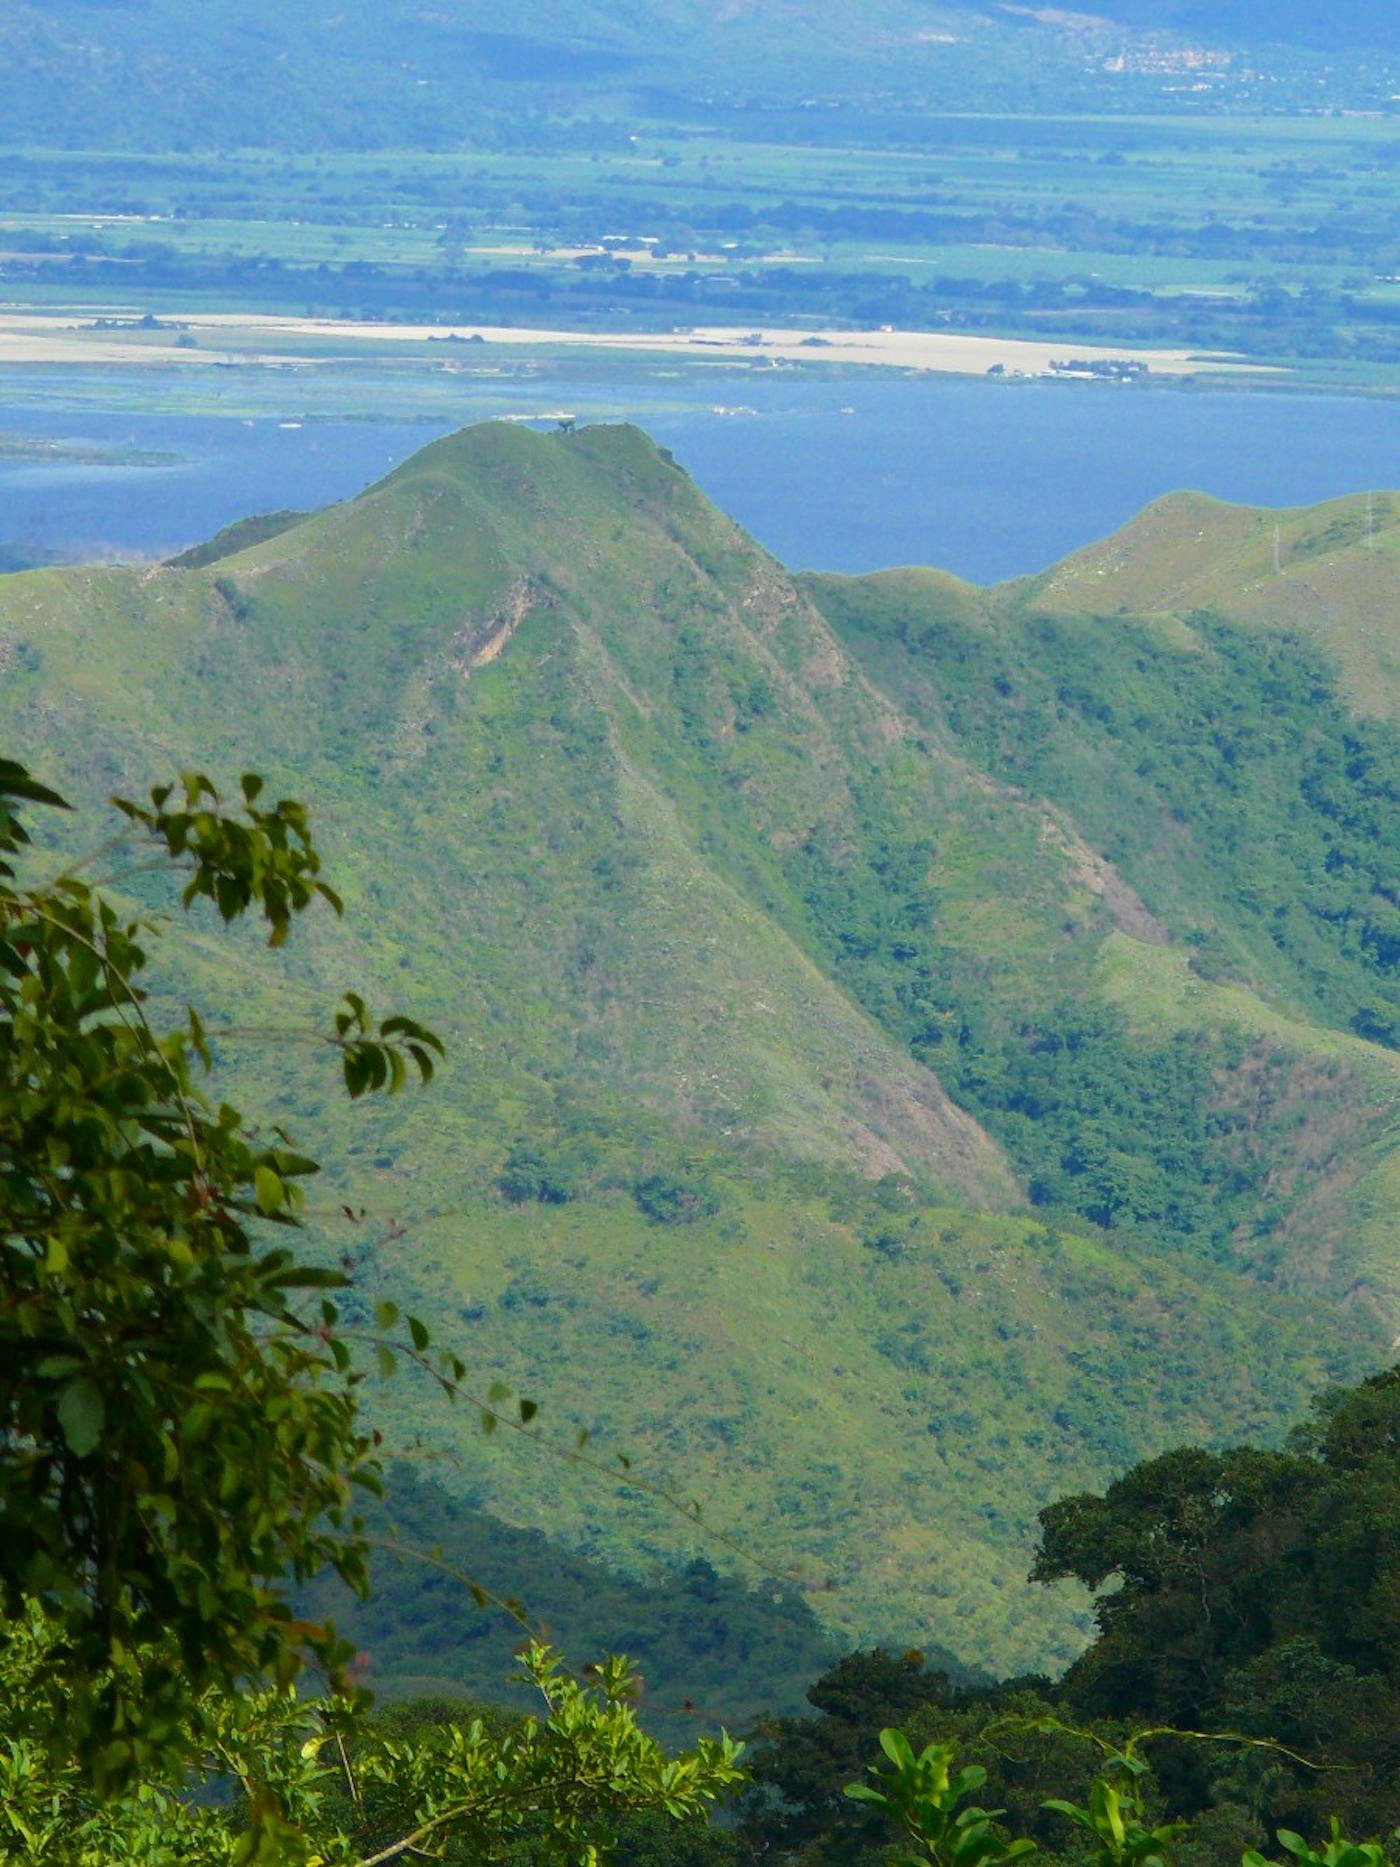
[1026,490,1400,718]
[0,421,1393,1677]
[809,483,1400,1305]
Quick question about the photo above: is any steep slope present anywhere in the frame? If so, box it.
[0,421,1391,1676]
[810,485,1399,1311]
[17,420,1013,1196]
[300,1466,853,1724]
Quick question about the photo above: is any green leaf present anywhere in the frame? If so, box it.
[1043,1800,1095,1835]
[57,1377,105,1458]
[36,1355,83,1379]
[879,1728,916,1772]
[1094,1781,1125,1850]
[262,1264,346,1290]
[253,1165,283,1215]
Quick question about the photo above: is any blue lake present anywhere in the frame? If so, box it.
[0,369,1396,583]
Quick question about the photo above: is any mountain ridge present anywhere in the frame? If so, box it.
[1,419,1394,1673]
[1016,489,1400,719]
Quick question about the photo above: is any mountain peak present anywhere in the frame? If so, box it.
[374,418,685,498]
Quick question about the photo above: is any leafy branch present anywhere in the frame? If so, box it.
[847,1724,1376,1867]
[0,763,442,1782]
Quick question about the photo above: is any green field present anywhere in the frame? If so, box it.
[2,107,1397,392]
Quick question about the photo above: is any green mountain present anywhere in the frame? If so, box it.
[1,421,1394,1678]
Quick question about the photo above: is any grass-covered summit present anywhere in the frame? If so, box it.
[1,421,1395,1676]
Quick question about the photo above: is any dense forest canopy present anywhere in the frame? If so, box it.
[731,1369,1400,1865]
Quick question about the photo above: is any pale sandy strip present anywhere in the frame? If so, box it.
[0,331,244,365]
[0,311,1276,378]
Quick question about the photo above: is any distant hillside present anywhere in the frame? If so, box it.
[1,421,1394,1677]
[2,0,1389,150]
[1047,1,1400,53]
[1,1,990,149]
[300,1466,852,1725]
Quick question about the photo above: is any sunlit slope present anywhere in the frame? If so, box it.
[4,423,1018,1194]
[0,421,1390,1675]
[1023,489,1400,719]
[811,484,1399,1311]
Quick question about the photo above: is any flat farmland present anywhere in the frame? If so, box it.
[0,112,1395,391]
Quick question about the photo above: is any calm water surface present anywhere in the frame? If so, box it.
[1,371,1395,583]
